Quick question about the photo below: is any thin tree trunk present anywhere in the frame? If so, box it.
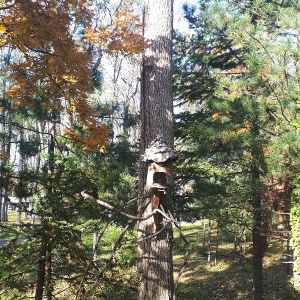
[251,132,266,300]
[35,227,48,300]
[240,211,247,267]
[16,198,22,225]
[17,129,25,225]
[46,240,52,300]
[207,219,211,266]
[36,123,56,299]
[202,219,206,248]
[215,221,220,265]
[1,106,12,222]
[286,238,290,275]
[249,114,267,300]
[252,189,264,300]
[285,212,291,275]
[93,231,98,262]
[137,1,174,299]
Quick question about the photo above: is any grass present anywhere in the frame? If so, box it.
[83,222,297,299]
[173,224,296,300]
[1,215,297,299]
[0,211,35,240]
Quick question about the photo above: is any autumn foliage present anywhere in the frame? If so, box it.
[86,11,145,55]
[0,0,143,151]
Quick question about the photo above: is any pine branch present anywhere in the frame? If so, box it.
[244,29,275,65]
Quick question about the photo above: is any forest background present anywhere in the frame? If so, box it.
[1,0,300,299]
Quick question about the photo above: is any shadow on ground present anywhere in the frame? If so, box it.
[173,225,296,300]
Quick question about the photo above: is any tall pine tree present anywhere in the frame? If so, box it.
[173,0,300,298]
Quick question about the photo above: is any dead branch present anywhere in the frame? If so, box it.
[135,220,172,243]
[81,191,170,221]
[81,191,189,294]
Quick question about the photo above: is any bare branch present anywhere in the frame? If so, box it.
[81,191,169,221]
[136,220,172,243]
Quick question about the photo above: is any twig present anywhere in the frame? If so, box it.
[169,211,189,291]
[244,29,275,65]
[84,224,130,297]
[73,221,111,300]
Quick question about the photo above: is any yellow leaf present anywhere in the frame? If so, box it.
[61,74,78,83]
[212,113,222,121]
[0,36,8,46]
[0,24,6,34]
[99,146,106,153]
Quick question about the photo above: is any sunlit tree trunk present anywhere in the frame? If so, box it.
[0,107,11,222]
[17,128,25,225]
[215,220,220,265]
[207,219,212,266]
[202,219,206,248]
[137,0,174,299]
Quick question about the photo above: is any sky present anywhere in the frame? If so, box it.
[173,0,198,31]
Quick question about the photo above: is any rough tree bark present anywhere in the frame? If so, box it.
[137,0,175,299]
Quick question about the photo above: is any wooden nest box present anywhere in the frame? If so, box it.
[142,136,178,189]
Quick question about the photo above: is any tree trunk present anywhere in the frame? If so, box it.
[207,219,212,266]
[252,188,264,300]
[251,136,267,300]
[35,123,56,299]
[137,1,174,299]
[202,219,206,248]
[46,240,52,300]
[93,230,98,262]
[215,220,220,265]
[16,198,22,225]
[1,106,12,222]
[35,227,48,300]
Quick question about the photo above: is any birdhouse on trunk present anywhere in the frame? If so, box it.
[142,136,178,189]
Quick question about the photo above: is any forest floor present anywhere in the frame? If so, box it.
[1,213,297,299]
[173,224,297,300]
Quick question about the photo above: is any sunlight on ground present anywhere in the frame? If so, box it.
[173,225,296,300]
[175,250,231,284]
